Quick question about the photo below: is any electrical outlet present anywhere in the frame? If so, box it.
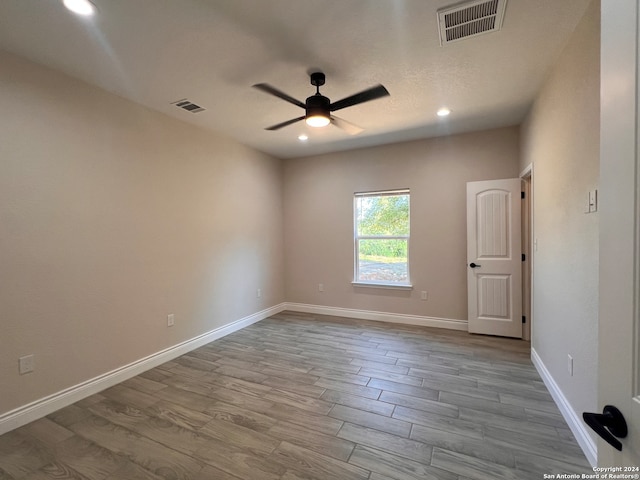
[568,354,573,376]
[167,314,175,327]
[257,288,262,298]
[319,283,324,292]
[19,354,35,375]
[420,291,428,301]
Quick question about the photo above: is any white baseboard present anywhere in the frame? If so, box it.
[0,303,286,436]
[531,348,597,467]
[283,302,468,331]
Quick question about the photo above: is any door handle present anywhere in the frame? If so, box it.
[469,262,481,268]
[583,405,628,451]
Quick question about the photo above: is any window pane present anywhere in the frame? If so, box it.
[358,239,408,283]
[356,195,409,236]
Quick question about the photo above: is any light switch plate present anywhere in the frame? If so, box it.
[589,189,598,212]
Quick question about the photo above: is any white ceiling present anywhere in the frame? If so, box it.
[0,0,591,159]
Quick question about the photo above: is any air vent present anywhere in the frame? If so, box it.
[171,99,205,113]
[438,0,507,45]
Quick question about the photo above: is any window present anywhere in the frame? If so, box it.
[354,189,410,286]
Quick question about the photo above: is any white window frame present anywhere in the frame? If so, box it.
[353,189,412,289]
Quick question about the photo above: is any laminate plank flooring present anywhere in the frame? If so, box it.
[0,311,592,479]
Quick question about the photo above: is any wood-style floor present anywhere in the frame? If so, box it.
[0,311,592,480]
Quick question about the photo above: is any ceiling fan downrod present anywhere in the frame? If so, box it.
[310,71,325,95]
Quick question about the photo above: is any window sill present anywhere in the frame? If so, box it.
[351,282,413,290]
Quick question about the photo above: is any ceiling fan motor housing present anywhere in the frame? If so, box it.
[306,94,330,119]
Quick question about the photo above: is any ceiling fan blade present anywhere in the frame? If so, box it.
[330,84,390,112]
[265,116,305,131]
[331,116,364,135]
[253,83,306,109]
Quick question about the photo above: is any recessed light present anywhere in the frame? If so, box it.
[298,134,309,141]
[437,107,451,117]
[62,0,96,16]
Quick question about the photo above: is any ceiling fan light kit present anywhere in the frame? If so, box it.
[305,114,330,128]
[253,71,389,134]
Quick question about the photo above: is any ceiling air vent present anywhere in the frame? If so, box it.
[437,0,507,45]
[171,99,205,113]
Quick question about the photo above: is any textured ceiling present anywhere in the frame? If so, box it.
[0,0,591,159]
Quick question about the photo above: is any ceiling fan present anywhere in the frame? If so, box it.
[253,72,390,135]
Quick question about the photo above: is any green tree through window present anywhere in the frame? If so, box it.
[355,190,410,285]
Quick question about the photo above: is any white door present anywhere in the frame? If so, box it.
[466,178,522,338]
[594,0,640,466]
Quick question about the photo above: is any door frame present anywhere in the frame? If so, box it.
[520,164,533,342]
[597,0,640,465]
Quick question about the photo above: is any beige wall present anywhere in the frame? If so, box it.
[0,51,284,415]
[520,0,600,437]
[283,127,519,321]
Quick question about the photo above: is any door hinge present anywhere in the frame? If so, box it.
[521,191,525,199]
[522,253,526,261]
[522,316,526,324]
